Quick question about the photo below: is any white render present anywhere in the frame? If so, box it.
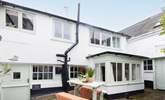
[0,2,152,99]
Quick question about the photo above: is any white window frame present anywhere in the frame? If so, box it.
[144,59,153,71]
[5,7,36,33]
[95,63,106,82]
[32,65,53,80]
[69,65,79,79]
[132,63,141,81]
[53,19,72,41]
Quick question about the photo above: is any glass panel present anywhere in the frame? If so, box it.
[112,37,116,48]
[148,65,153,70]
[54,21,62,38]
[90,29,100,45]
[111,62,116,81]
[101,63,105,81]
[44,73,48,79]
[39,66,43,72]
[23,13,33,30]
[137,64,141,81]
[102,32,111,47]
[33,73,37,80]
[116,37,120,48]
[6,10,18,28]
[70,73,74,78]
[48,73,53,79]
[148,60,152,65]
[63,22,71,40]
[33,66,38,72]
[49,66,53,72]
[38,73,43,80]
[125,63,129,81]
[144,65,147,70]
[132,64,136,80]
[117,63,122,81]
[95,64,100,81]
[44,66,48,72]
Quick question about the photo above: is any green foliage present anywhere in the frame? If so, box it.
[87,67,94,78]
[160,13,165,35]
[1,64,11,74]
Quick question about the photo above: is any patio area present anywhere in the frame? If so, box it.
[31,88,165,100]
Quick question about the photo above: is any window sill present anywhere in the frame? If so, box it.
[144,70,154,73]
[89,43,122,51]
[51,38,74,44]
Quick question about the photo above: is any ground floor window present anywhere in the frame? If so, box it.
[69,65,86,78]
[95,63,105,82]
[132,64,141,81]
[33,65,53,80]
[144,59,153,70]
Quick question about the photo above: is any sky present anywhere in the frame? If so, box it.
[4,0,165,31]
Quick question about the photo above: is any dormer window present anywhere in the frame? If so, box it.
[112,36,120,48]
[90,29,100,45]
[54,20,71,40]
[22,13,34,31]
[6,9,18,28]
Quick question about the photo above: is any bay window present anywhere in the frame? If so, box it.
[22,13,34,31]
[132,64,141,81]
[33,65,53,80]
[6,9,18,28]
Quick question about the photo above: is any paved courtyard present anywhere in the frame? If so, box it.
[31,89,165,100]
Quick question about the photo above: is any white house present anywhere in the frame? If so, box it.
[120,12,165,90]
[0,1,148,100]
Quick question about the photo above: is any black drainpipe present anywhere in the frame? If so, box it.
[57,3,80,92]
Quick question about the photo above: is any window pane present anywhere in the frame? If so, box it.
[54,21,62,38]
[101,63,105,81]
[95,64,100,81]
[38,73,43,80]
[33,66,38,72]
[125,63,129,81]
[137,64,141,81]
[90,29,100,45]
[33,73,37,80]
[48,73,53,79]
[116,37,120,48]
[132,64,136,80]
[112,37,116,48]
[117,63,122,81]
[144,65,147,70]
[6,10,18,28]
[111,62,116,81]
[148,65,153,70]
[39,66,43,72]
[148,60,152,65]
[49,66,53,72]
[23,13,33,30]
[63,22,71,40]
[44,73,48,79]
[44,66,48,72]
[102,32,111,47]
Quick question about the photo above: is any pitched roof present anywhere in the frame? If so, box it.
[0,0,130,37]
[120,13,163,37]
[86,51,148,59]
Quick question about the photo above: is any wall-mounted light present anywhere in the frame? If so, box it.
[8,55,19,61]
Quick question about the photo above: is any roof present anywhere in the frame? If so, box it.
[0,0,130,37]
[120,13,163,37]
[86,51,148,59]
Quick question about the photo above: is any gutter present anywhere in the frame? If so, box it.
[56,3,80,92]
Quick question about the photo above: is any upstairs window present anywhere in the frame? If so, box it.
[6,10,18,28]
[90,29,100,45]
[54,20,71,40]
[102,32,111,47]
[112,36,120,48]
[22,13,34,31]
[144,60,153,70]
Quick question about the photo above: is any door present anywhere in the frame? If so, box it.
[1,64,30,100]
[155,59,165,90]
